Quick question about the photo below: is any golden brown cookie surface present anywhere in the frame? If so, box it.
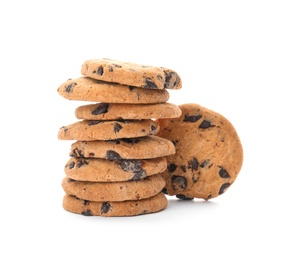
[81,58,182,90]
[62,174,165,202]
[58,119,159,141]
[64,157,167,182]
[57,77,170,103]
[63,192,168,217]
[75,102,182,120]
[156,103,243,200]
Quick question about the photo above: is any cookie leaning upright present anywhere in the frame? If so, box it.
[81,58,182,90]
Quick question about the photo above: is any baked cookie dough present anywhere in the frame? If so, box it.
[156,103,243,200]
[63,192,168,217]
[75,102,182,120]
[57,77,169,103]
[81,58,182,90]
[69,136,176,160]
[64,157,167,182]
[58,119,159,141]
[62,174,165,202]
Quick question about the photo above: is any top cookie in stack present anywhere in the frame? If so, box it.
[57,58,182,217]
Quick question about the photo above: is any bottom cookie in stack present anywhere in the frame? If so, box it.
[61,136,176,216]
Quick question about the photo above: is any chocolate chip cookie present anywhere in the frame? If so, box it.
[57,77,170,103]
[156,103,243,200]
[64,157,167,182]
[81,58,182,90]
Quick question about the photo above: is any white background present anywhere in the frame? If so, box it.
[1,0,297,259]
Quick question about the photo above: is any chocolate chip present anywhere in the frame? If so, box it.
[171,175,187,191]
[180,165,186,172]
[176,194,194,200]
[108,66,113,72]
[81,209,93,216]
[183,114,202,122]
[162,188,168,194]
[164,71,178,89]
[219,167,230,178]
[65,82,77,93]
[144,78,158,89]
[96,66,104,75]
[77,159,88,168]
[71,148,85,158]
[200,160,210,168]
[188,158,199,171]
[119,160,146,179]
[199,120,213,129]
[113,64,122,68]
[106,150,121,160]
[91,103,109,115]
[82,199,90,206]
[151,125,157,132]
[168,164,177,172]
[114,123,122,133]
[88,120,102,126]
[219,183,231,195]
[89,152,95,157]
[101,202,111,214]
[68,161,75,169]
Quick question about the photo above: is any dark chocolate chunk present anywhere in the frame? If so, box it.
[68,161,75,169]
[77,159,88,168]
[89,152,95,157]
[183,114,202,122]
[176,194,194,200]
[65,82,77,93]
[106,150,121,160]
[71,148,85,158]
[108,66,113,72]
[144,78,158,89]
[101,202,111,214]
[114,123,122,133]
[81,209,93,216]
[180,165,186,172]
[168,163,177,172]
[200,160,210,168]
[113,64,122,68]
[164,71,178,88]
[88,120,103,126]
[119,160,146,179]
[151,125,157,132]
[219,167,230,178]
[82,199,90,206]
[162,188,168,194]
[171,175,187,191]
[96,66,104,76]
[188,158,199,171]
[199,120,213,129]
[219,183,231,195]
[91,103,109,115]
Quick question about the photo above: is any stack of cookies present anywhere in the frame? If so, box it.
[57,58,182,217]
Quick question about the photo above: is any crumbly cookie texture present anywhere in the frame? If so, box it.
[57,77,170,104]
[64,157,167,182]
[75,102,182,120]
[63,192,168,217]
[156,103,243,200]
[81,58,182,90]
[62,174,165,202]
[58,119,159,141]
[69,136,176,160]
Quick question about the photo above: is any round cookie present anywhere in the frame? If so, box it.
[62,174,165,202]
[156,103,243,200]
[58,119,159,141]
[70,136,176,159]
[57,77,169,104]
[64,157,167,182]
[81,58,182,90]
[75,102,182,120]
[62,192,168,217]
